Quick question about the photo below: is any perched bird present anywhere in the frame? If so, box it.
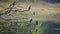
[9,0,17,7]
[36,21,38,25]
[36,29,38,33]
[28,5,31,11]
[30,18,32,22]
[30,31,32,34]
[0,0,17,16]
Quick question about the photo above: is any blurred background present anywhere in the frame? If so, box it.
[0,0,60,34]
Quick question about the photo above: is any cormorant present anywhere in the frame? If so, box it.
[36,21,38,25]
[30,18,32,22]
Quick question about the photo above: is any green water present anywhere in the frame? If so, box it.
[0,21,48,34]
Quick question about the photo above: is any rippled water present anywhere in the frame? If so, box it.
[0,21,60,34]
[43,21,60,34]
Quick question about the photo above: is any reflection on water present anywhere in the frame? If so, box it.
[43,21,60,34]
[0,21,60,34]
[43,0,60,3]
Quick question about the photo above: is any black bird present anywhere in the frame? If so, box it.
[30,31,32,34]
[9,0,17,7]
[36,21,38,25]
[30,18,32,22]
[12,1,16,5]
[28,5,31,11]
[0,0,17,16]
[36,29,38,33]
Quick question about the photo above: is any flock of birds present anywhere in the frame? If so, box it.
[0,0,34,23]
[0,1,31,16]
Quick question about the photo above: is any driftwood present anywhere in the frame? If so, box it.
[0,0,31,23]
[0,0,18,16]
[0,5,31,16]
[0,0,32,33]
